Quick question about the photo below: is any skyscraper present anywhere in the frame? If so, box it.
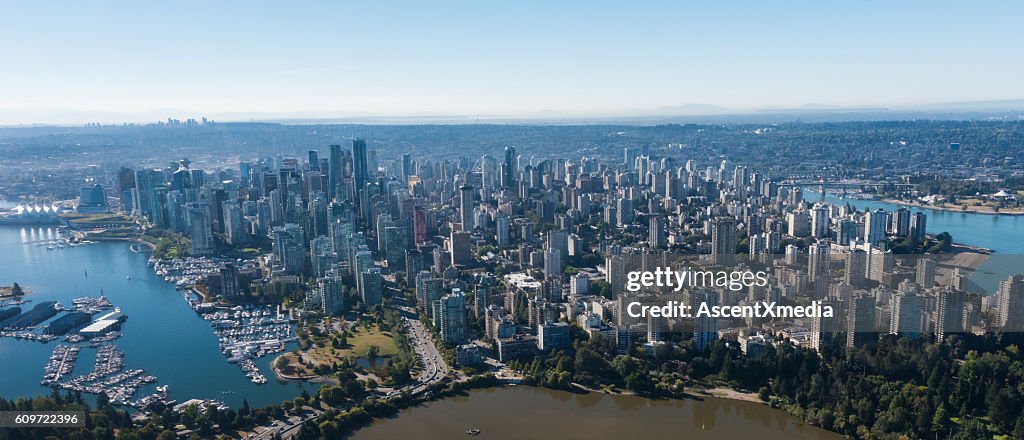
[328,144,343,199]
[272,223,305,275]
[134,168,164,223]
[439,290,468,345]
[187,202,214,255]
[352,139,369,215]
[450,230,472,267]
[810,299,838,352]
[459,184,474,231]
[353,249,373,292]
[847,295,877,348]
[808,241,831,299]
[401,153,413,182]
[384,226,408,272]
[222,201,245,246]
[319,275,345,316]
[837,218,858,246]
[890,292,924,338]
[864,209,888,247]
[845,248,867,288]
[891,207,911,237]
[360,267,383,307]
[495,212,510,246]
[543,248,561,279]
[307,150,320,172]
[546,230,569,262]
[310,236,335,277]
[416,272,444,315]
[916,258,936,288]
[711,217,737,266]
[693,290,718,351]
[649,215,666,249]
[787,210,810,237]
[997,275,1024,332]
[501,146,516,189]
[910,212,927,243]
[810,204,830,238]
[936,288,965,341]
[309,191,329,238]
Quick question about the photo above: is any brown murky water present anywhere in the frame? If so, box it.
[350,386,841,439]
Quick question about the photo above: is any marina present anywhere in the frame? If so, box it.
[151,256,225,287]
[0,226,313,409]
[0,330,58,342]
[49,344,163,407]
[40,344,79,385]
[72,296,114,314]
[185,293,293,384]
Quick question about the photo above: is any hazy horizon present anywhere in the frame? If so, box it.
[2,1,1023,125]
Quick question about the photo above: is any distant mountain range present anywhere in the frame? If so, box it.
[1,99,1023,126]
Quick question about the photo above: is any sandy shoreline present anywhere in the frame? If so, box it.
[570,382,764,404]
[881,198,1024,216]
[944,252,989,270]
[693,386,764,403]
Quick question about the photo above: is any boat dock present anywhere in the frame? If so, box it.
[41,345,80,385]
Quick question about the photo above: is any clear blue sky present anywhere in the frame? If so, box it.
[1,1,1022,122]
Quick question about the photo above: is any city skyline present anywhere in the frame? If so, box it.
[2,2,1024,438]
[2,1,1024,124]
[2,120,1024,439]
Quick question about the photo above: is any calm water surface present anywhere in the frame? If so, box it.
[0,225,311,407]
[813,192,1024,294]
[350,386,841,440]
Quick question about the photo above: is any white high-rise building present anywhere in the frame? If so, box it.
[864,209,888,247]
[360,267,383,307]
[810,204,830,238]
[936,288,965,342]
[319,275,346,316]
[543,249,562,279]
[890,293,924,338]
[997,275,1024,332]
[787,210,810,237]
[188,202,214,255]
[495,213,510,246]
[570,274,589,295]
[439,290,468,345]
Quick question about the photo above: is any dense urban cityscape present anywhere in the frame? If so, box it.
[1,119,1023,439]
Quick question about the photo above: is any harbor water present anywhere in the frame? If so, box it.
[0,225,311,408]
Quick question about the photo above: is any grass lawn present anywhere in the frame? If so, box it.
[346,324,399,357]
[60,213,134,224]
[278,323,398,377]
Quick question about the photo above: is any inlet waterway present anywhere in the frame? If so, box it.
[0,225,311,408]
[811,191,1024,293]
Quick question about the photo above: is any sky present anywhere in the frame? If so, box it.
[1,0,1022,124]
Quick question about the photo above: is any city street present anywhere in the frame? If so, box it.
[401,315,449,392]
